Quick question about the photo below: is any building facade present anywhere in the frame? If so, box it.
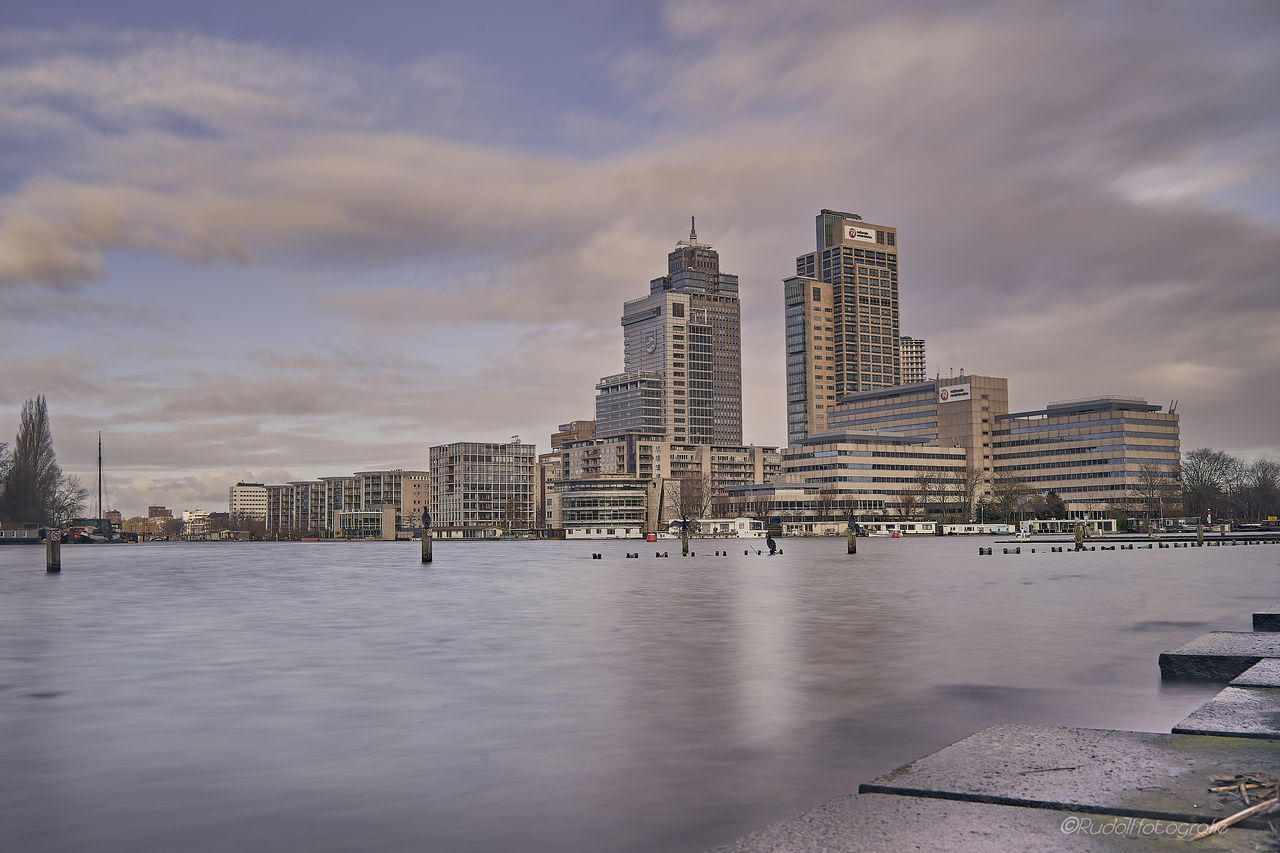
[786,209,901,443]
[993,397,1181,519]
[228,482,268,521]
[428,440,536,531]
[900,336,926,384]
[825,374,1010,495]
[597,221,742,446]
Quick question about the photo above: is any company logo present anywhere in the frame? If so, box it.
[940,388,950,401]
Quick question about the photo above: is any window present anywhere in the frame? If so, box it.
[876,230,885,244]
[887,233,895,246]
[672,303,684,318]
[812,286,822,302]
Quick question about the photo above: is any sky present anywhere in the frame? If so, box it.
[1,0,1277,518]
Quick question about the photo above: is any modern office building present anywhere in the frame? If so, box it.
[228,482,268,521]
[786,209,901,443]
[826,374,1009,492]
[429,440,536,531]
[993,396,1181,518]
[900,336,926,384]
[597,220,742,445]
[722,432,967,521]
[557,475,661,539]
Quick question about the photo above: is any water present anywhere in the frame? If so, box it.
[2,537,1275,852]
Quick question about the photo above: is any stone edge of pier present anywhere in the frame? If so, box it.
[707,603,1280,852]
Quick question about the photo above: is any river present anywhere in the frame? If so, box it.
[2,537,1273,852]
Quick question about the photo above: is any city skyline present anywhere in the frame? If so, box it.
[1,1,1277,518]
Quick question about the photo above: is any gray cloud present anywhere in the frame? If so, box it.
[0,2,1276,516]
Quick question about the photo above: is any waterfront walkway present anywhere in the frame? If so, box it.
[711,603,1280,851]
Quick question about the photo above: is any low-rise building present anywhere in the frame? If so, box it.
[993,396,1181,519]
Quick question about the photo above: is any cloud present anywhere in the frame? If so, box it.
[0,3,1277,516]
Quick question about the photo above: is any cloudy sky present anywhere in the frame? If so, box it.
[2,0,1277,517]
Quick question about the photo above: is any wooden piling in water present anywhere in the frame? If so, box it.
[421,533,432,563]
[46,530,61,573]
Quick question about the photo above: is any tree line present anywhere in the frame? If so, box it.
[0,397,88,527]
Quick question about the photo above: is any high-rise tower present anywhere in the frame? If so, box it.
[785,209,900,443]
[596,219,742,445]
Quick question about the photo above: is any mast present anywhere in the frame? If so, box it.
[98,431,102,520]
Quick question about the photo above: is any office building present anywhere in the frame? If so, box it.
[597,220,742,445]
[826,374,1009,492]
[786,209,901,442]
[228,482,268,521]
[993,396,1181,519]
[429,440,536,531]
[900,336,926,384]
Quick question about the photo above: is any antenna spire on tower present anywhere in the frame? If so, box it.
[690,215,697,242]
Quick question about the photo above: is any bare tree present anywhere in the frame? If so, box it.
[897,479,922,520]
[668,472,711,555]
[915,470,944,519]
[1134,464,1177,520]
[991,473,1029,525]
[1181,448,1237,520]
[945,464,984,522]
[49,475,88,527]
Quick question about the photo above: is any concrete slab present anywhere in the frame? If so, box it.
[708,792,1265,852]
[1231,658,1280,687]
[1173,686,1280,740]
[1158,631,1280,681]
[1254,604,1280,632]
[858,724,1280,828]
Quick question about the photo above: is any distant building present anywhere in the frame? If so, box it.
[899,336,926,384]
[147,506,173,519]
[597,220,743,445]
[826,374,1010,497]
[181,510,210,539]
[993,397,1181,519]
[786,209,901,443]
[356,470,428,531]
[228,482,268,521]
[550,420,596,450]
[555,433,779,526]
[428,440,536,532]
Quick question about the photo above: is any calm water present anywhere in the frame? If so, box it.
[2,537,1275,852]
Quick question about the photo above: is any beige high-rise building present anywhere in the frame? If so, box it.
[900,336,926,384]
[786,209,901,443]
[597,220,742,445]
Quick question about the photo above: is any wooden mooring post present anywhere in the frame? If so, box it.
[46,529,61,573]
[421,509,432,563]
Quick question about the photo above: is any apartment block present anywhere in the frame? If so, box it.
[428,440,536,530]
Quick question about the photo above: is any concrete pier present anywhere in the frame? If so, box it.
[711,611,1280,852]
[1157,631,1280,680]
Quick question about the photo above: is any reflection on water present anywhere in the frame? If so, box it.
[1,538,1271,852]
